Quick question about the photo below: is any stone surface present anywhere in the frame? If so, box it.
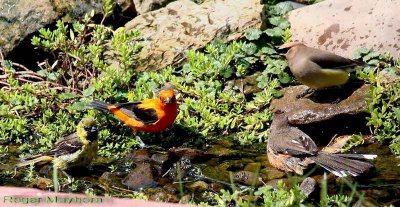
[187,180,208,192]
[31,177,53,190]
[300,177,317,197]
[259,168,285,180]
[122,163,157,190]
[125,149,152,163]
[133,0,175,14]
[233,171,263,186]
[125,0,264,71]
[0,0,103,56]
[270,84,370,125]
[168,147,206,160]
[288,0,400,59]
[99,172,126,190]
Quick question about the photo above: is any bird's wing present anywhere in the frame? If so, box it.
[308,48,362,69]
[43,135,83,156]
[113,102,159,125]
[270,128,319,156]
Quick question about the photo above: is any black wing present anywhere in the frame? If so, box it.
[114,102,158,125]
[270,127,319,156]
[43,134,83,156]
[309,48,362,69]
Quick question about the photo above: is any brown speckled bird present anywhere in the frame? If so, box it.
[267,111,376,177]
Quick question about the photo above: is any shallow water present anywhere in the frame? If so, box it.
[1,138,399,205]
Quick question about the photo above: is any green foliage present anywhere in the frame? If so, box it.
[355,48,400,154]
[1,10,142,157]
[212,181,306,207]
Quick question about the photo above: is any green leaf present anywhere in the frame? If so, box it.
[269,17,290,29]
[245,28,262,41]
[83,85,96,97]
[278,72,291,84]
[259,46,276,55]
[352,48,370,59]
[70,101,86,111]
[58,92,78,100]
[264,27,284,37]
[220,66,233,78]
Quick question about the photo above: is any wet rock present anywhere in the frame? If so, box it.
[270,84,370,125]
[99,172,126,190]
[206,145,236,157]
[0,0,103,56]
[209,182,224,192]
[203,165,230,182]
[244,162,261,172]
[151,152,169,165]
[116,0,136,16]
[233,171,263,186]
[179,194,192,204]
[32,177,53,190]
[165,158,192,181]
[148,188,179,203]
[122,163,157,190]
[300,177,317,197]
[125,149,151,163]
[288,0,400,59]
[260,168,285,180]
[187,181,208,192]
[163,183,179,194]
[321,135,373,153]
[168,147,206,160]
[125,0,264,71]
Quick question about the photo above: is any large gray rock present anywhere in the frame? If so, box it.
[288,0,400,58]
[125,0,264,71]
[0,0,103,57]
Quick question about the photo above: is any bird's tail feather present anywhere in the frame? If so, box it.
[309,152,375,177]
[15,156,53,168]
[87,100,110,112]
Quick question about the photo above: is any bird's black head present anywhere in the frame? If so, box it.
[84,125,98,141]
[77,118,98,142]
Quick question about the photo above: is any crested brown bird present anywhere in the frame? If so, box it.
[278,42,371,97]
[267,111,376,177]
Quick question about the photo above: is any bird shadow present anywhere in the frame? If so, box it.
[303,81,365,104]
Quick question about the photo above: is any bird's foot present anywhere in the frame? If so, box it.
[136,136,147,148]
[61,170,74,188]
[296,88,315,99]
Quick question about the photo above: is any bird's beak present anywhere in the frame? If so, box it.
[163,97,172,104]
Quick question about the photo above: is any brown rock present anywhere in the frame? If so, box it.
[179,194,192,204]
[0,0,103,56]
[300,177,317,197]
[270,84,370,125]
[168,147,205,160]
[187,181,208,192]
[244,162,261,172]
[125,0,264,71]
[233,171,262,186]
[32,177,53,190]
[99,172,126,190]
[260,168,286,180]
[122,163,157,190]
[125,149,151,163]
[288,0,400,59]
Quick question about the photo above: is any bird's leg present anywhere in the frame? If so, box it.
[296,88,315,99]
[132,130,146,148]
[62,170,74,187]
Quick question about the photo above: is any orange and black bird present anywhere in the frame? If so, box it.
[267,110,376,177]
[87,90,178,133]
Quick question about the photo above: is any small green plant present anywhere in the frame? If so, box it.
[355,48,400,155]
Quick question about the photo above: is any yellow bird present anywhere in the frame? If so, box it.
[16,118,98,171]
